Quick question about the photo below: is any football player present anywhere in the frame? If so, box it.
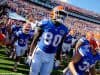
[62,30,74,55]
[29,6,69,75]
[54,30,73,69]
[9,20,22,58]
[13,22,32,71]
[64,32,100,75]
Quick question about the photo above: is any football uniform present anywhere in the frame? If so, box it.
[66,37,100,75]
[62,34,73,52]
[11,24,22,33]
[11,24,22,41]
[30,19,68,75]
[15,30,32,56]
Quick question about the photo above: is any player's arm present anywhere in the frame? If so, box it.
[29,27,42,56]
[89,66,96,75]
[68,51,82,75]
[68,38,83,75]
[56,34,67,61]
[75,39,83,53]
[55,41,63,64]
[11,32,18,46]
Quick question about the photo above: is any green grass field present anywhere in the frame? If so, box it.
[0,47,30,75]
[0,47,100,75]
[0,47,63,75]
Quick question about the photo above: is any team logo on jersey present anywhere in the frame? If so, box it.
[60,30,65,35]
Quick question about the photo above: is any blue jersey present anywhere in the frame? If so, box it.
[64,34,73,44]
[11,25,22,40]
[11,24,22,34]
[79,37,90,50]
[16,30,31,46]
[74,37,100,75]
[37,19,68,54]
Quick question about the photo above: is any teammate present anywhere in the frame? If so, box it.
[62,31,73,54]
[64,32,100,75]
[11,20,22,34]
[9,20,23,58]
[29,6,69,75]
[13,22,32,71]
[54,30,73,69]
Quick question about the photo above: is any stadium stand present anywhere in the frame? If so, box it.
[6,0,100,38]
[0,0,99,74]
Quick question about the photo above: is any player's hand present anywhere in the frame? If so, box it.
[26,55,32,66]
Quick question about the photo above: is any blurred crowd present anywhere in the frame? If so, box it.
[66,17,100,38]
[0,0,100,46]
[7,0,50,21]
[0,0,100,74]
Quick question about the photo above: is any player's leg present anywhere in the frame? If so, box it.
[13,45,21,71]
[40,55,54,75]
[29,48,42,75]
[21,45,28,56]
[9,42,16,59]
[62,42,68,53]
[67,44,71,52]
[21,45,28,64]
[65,44,71,60]
[9,35,16,59]
[54,46,62,69]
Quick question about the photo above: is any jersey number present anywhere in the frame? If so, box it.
[44,32,62,47]
[19,39,26,44]
[79,61,90,71]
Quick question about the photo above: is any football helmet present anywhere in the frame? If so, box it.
[86,31,94,40]
[50,5,67,24]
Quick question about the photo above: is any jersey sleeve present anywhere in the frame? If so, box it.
[15,31,21,37]
[79,37,86,43]
[78,37,87,57]
[35,19,48,27]
[34,19,49,32]
[78,47,87,57]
